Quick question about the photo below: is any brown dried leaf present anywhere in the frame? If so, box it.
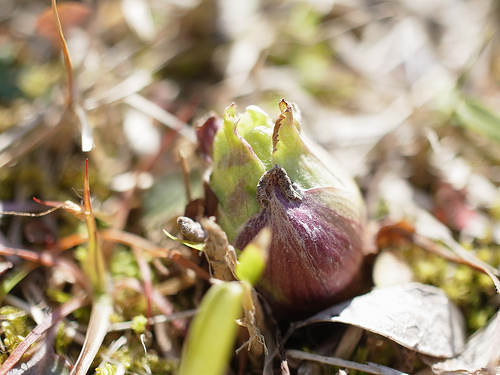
[200,217,237,281]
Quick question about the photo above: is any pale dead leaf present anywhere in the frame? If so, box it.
[123,107,161,156]
[298,283,465,358]
[373,249,414,287]
[432,313,500,375]
[121,0,156,42]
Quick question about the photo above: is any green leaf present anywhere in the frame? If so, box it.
[235,105,274,165]
[210,104,267,242]
[454,98,500,144]
[235,228,270,286]
[179,281,243,375]
[163,229,205,251]
[271,100,361,196]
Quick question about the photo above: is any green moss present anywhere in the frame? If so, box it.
[55,322,73,355]
[109,347,132,369]
[94,342,175,375]
[133,352,176,375]
[16,63,62,98]
[130,314,148,334]
[110,246,140,279]
[402,245,499,333]
[0,306,32,353]
[46,288,73,305]
[74,245,88,265]
[109,312,125,324]
[95,363,117,375]
[113,288,147,319]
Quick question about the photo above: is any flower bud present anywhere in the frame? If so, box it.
[206,100,366,320]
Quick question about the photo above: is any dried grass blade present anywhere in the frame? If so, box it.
[133,247,153,324]
[69,294,113,375]
[51,0,94,152]
[51,0,73,106]
[69,160,112,375]
[0,245,90,294]
[286,350,409,375]
[82,159,106,293]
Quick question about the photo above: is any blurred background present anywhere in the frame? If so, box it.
[1,0,499,224]
[1,0,500,371]
[1,0,500,224]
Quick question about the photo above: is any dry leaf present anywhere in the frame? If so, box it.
[200,217,237,281]
[432,313,500,374]
[298,283,465,358]
[121,0,156,42]
[372,250,414,287]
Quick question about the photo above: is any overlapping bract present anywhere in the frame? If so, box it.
[206,100,366,320]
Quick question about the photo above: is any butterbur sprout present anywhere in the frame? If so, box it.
[201,100,366,320]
